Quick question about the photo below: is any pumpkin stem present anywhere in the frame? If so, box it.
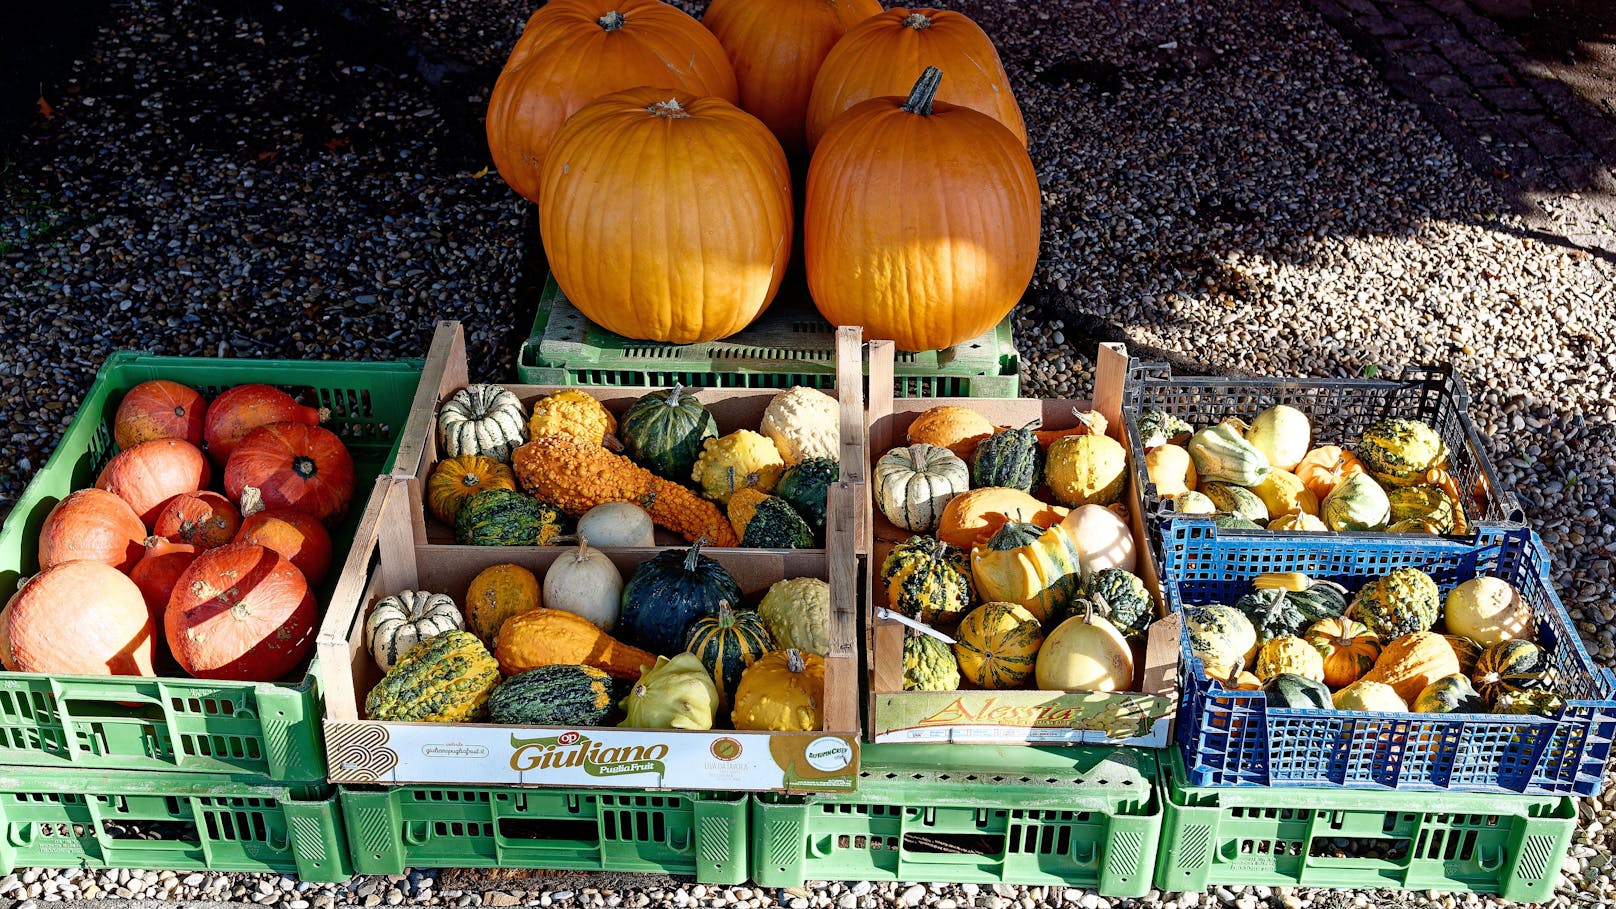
[665,382,686,408]
[902,12,933,29]
[598,10,625,30]
[684,536,707,571]
[648,98,692,119]
[786,648,805,673]
[292,455,318,479]
[239,486,266,517]
[576,536,592,562]
[716,599,736,628]
[900,67,944,117]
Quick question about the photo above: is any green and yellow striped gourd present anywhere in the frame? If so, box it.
[365,630,501,723]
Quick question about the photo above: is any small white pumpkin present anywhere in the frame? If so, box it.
[575,502,656,548]
[543,539,624,631]
[1246,405,1312,472]
[1035,600,1135,691]
[1060,504,1136,576]
[1445,576,1533,646]
[875,444,970,533]
[759,386,840,464]
[366,590,464,672]
[437,384,528,462]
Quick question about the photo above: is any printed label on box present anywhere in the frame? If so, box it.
[872,691,1174,746]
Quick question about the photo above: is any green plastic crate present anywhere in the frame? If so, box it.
[751,744,1160,895]
[0,351,423,782]
[0,766,350,882]
[1156,748,1576,900]
[340,785,747,884]
[518,277,1020,396]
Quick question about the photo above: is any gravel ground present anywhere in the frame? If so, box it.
[3,0,1616,904]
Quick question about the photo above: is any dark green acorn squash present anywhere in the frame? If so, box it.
[454,489,563,546]
[1236,582,1348,643]
[775,457,838,540]
[1263,672,1332,709]
[1412,674,1486,714]
[619,539,743,656]
[740,496,815,549]
[488,664,623,726]
[618,383,719,482]
[970,421,1043,492]
[685,603,772,707]
[1078,568,1152,643]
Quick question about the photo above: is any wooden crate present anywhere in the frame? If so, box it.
[863,342,1178,746]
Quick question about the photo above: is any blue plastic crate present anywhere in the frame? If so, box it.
[1165,521,1616,795]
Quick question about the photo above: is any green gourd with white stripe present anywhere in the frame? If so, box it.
[685,603,772,708]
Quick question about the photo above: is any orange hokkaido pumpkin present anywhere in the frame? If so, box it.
[154,491,242,550]
[540,87,792,344]
[166,543,316,681]
[234,509,333,586]
[204,384,326,466]
[225,423,356,524]
[805,67,1039,353]
[702,0,881,154]
[114,380,206,449]
[37,488,147,572]
[805,8,1026,150]
[486,0,738,203]
[96,438,212,525]
[7,561,156,677]
[129,536,199,626]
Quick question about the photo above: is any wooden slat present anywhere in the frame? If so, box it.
[315,476,394,723]
[392,321,466,482]
[823,481,862,734]
[863,343,904,718]
[835,327,866,488]
[1093,341,1129,436]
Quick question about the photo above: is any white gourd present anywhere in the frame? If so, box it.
[1060,505,1136,576]
[543,539,624,632]
[874,444,970,533]
[1035,602,1135,691]
[1246,405,1312,472]
[366,590,465,672]
[437,384,528,462]
[759,386,840,464]
[575,502,657,547]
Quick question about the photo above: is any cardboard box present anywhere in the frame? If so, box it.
[862,342,1178,746]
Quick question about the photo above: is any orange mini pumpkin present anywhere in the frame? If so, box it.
[1295,446,1366,502]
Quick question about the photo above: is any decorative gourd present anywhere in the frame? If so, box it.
[1246,405,1311,472]
[129,537,199,625]
[875,443,970,533]
[1264,673,1332,710]
[204,384,325,466]
[166,543,315,681]
[1388,519,1443,534]
[907,406,996,460]
[365,630,501,723]
[760,386,840,465]
[1188,419,1270,486]
[575,502,657,548]
[366,590,466,673]
[805,10,1025,148]
[1035,602,1133,692]
[1387,485,1456,534]
[731,649,824,731]
[1332,679,1408,712]
[1206,662,1264,691]
[1303,617,1381,688]
[1360,632,1462,703]
[971,422,1044,492]
[454,489,564,546]
[881,536,974,629]
[466,563,543,645]
[544,540,623,631]
[740,497,816,549]
[489,665,620,727]
[1059,505,1137,577]
[234,509,333,585]
[1357,419,1449,487]
[6,561,155,677]
[1236,581,1348,642]
[1295,446,1366,502]
[903,632,960,691]
[115,380,206,449]
[528,390,617,447]
[936,488,1067,551]
[514,435,737,546]
[686,603,772,707]
[154,491,241,550]
[37,488,146,572]
[96,438,211,525]
[1494,688,1565,716]
[1255,635,1325,682]
[225,423,355,524]
[805,66,1037,352]
[1214,515,1262,530]
[692,430,787,504]
[1352,567,1440,639]
[1268,512,1327,532]
[1045,434,1127,508]
[775,458,838,539]
[1413,674,1486,714]
[1175,491,1217,515]
[427,456,517,525]
[1445,634,1484,676]
[619,540,743,655]
[1077,569,1153,643]
[1185,604,1258,677]
[701,0,881,153]
[969,520,1082,625]
[1137,410,1192,449]
[496,608,659,680]
[487,0,738,204]
[619,384,719,482]
[757,577,830,656]
[1250,469,1319,519]
[620,652,721,730]
[1145,444,1198,499]
[1321,471,1390,531]
[953,602,1043,689]
[438,385,528,463]
[1201,483,1269,524]
[726,488,770,540]
[1471,639,1554,704]
[1445,576,1532,647]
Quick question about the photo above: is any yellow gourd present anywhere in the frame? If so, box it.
[464,563,542,645]
[731,649,824,731]
[691,430,785,504]
[528,389,617,446]
[1359,632,1460,703]
[1145,444,1197,498]
[1254,635,1325,683]
[1333,679,1408,712]
[427,456,517,525]
[1045,434,1128,507]
[1250,469,1319,518]
[1444,577,1533,647]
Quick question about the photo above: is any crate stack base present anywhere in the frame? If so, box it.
[751,745,1161,895]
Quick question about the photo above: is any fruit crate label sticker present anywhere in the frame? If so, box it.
[325,722,859,791]
[872,691,1174,746]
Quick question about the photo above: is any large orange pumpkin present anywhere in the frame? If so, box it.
[96,438,212,525]
[114,380,206,449]
[487,0,739,203]
[805,8,1026,150]
[37,488,147,572]
[7,561,156,677]
[224,423,356,524]
[129,536,200,626]
[804,67,1040,352]
[702,0,881,154]
[540,87,792,344]
[234,508,333,585]
[204,384,325,465]
[166,543,316,681]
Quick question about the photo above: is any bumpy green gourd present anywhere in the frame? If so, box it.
[970,422,1044,492]
[454,489,564,546]
[882,536,974,629]
[1387,485,1455,534]
[366,631,501,723]
[489,665,621,726]
[903,632,961,691]
[1358,419,1448,487]
[775,458,838,539]
[1077,569,1152,643]
[740,496,815,549]
[1352,567,1440,640]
